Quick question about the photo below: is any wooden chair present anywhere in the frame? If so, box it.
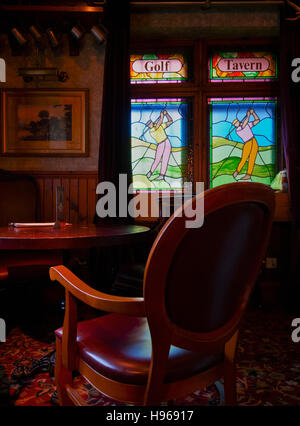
[0,170,62,281]
[50,182,275,406]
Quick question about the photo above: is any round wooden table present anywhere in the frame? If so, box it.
[0,223,151,250]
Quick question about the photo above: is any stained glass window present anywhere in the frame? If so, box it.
[209,52,277,82]
[131,98,190,192]
[209,97,277,188]
[130,53,188,84]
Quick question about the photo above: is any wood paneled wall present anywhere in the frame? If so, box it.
[20,171,99,224]
[15,171,291,224]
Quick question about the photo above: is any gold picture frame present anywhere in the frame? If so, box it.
[1,88,88,156]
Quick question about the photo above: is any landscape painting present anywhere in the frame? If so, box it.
[1,89,88,156]
[17,104,72,142]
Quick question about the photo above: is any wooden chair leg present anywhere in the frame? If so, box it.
[223,362,237,405]
[144,341,171,406]
[223,331,238,405]
[55,337,74,406]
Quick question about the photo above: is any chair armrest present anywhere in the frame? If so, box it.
[49,265,145,317]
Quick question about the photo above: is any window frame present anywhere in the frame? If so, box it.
[130,38,281,192]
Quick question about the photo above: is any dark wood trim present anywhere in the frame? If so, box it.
[206,38,280,47]
[0,6,103,13]
[16,170,98,177]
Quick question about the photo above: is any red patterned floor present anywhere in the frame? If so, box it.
[1,307,300,406]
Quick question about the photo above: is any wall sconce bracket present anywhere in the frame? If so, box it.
[18,67,69,82]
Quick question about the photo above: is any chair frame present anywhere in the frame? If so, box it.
[50,182,275,406]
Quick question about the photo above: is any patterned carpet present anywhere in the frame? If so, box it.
[1,307,300,406]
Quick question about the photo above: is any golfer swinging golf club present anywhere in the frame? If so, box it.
[146,110,173,181]
[232,109,260,181]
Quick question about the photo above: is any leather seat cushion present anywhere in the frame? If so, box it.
[55,314,223,385]
[1,250,62,279]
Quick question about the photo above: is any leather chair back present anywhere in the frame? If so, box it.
[0,170,39,226]
[144,183,275,350]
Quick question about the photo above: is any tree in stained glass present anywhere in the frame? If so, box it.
[209,98,277,188]
[209,52,277,82]
[131,99,189,191]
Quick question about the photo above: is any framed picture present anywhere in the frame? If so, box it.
[1,88,88,156]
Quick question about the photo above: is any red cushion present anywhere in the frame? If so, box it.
[1,250,62,279]
[55,314,223,385]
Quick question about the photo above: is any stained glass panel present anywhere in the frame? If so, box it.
[209,97,277,188]
[130,53,188,84]
[209,52,277,82]
[131,98,190,192]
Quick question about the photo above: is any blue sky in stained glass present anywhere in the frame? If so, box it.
[131,100,188,149]
[210,100,276,147]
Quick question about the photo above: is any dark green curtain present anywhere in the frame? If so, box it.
[92,0,132,289]
[97,0,132,224]
[280,13,300,312]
